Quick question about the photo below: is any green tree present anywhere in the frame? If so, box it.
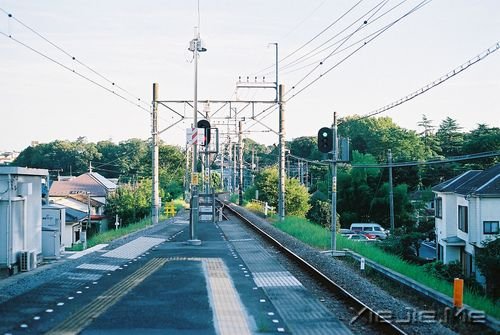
[289,136,322,160]
[14,139,101,175]
[475,238,500,298]
[253,167,310,217]
[436,117,464,156]
[417,114,440,157]
[285,177,311,217]
[105,179,161,225]
[462,124,500,169]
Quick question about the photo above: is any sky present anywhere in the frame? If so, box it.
[1,0,499,152]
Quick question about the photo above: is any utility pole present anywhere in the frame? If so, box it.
[184,144,191,201]
[220,144,225,192]
[188,28,206,245]
[251,146,255,185]
[238,120,244,205]
[233,141,237,194]
[152,83,160,225]
[331,112,338,252]
[388,149,395,232]
[278,84,285,221]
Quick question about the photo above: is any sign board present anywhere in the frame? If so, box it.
[200,214,213,221]
[191,174,199,185]
[186,128,205,146]
[199,205,213,213]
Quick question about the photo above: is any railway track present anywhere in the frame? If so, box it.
[221,200,408,335]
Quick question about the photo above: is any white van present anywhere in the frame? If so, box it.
[349,223,389,240]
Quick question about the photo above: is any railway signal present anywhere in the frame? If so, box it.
[197,119,211,145]
[317,127,333,153]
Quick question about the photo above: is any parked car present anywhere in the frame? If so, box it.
[339,229,356,236]
[346,234,377,242]
[361,232,378,240]
[349,223,389,240]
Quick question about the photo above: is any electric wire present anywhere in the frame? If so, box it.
[289,0,390,90]
[279,0,409,76]
[251,0,365,77]
[287,150,500,168]
[0,30,151,113]
[356,41,500,121]
[286,0,432,101]
[0,8,151,110]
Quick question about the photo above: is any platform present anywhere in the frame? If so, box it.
[0,214,352,335]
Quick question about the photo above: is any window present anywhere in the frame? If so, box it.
[484,221,499,234]
[458,205,468,233]
[435,197,442,218]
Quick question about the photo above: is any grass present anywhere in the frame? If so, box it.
[87,217,153,247]
[274,216,499,319]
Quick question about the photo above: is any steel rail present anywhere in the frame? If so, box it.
[221,200,408,335]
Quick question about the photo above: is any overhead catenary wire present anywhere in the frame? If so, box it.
[356,41,500,121]
[0,8,151,112]
[0,30,151,113]
[286,0,432,101]
[279,0,410,76]
[251,0,366,77]
[288,0,390,91]
[287,150,500,169]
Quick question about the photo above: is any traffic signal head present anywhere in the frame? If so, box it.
[317,127,333,153]
[197,119,211,145]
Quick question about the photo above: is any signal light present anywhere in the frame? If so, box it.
[317,127,333,153]
[197,119,211,145]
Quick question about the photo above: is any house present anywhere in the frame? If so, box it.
[49,172,117,236]
[0,166,48,273]
[433,164,500,284]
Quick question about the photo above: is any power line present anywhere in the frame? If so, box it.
[356,41,500,121]
[288,150,500,169]
[0,30,150,113]
[0,8,151,112]
[286,0,431,101]
[279,0,409,76]
[288,0,390,91]
[252,0,366,77]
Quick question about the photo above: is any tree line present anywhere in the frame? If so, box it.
[13,137,186,225]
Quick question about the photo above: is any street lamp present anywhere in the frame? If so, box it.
[188,28,207,245]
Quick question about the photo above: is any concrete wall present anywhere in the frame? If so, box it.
[0,167,47,268]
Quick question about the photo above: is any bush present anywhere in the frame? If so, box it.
[306,191,340,230]
[379,231,426,263]
[253,167,310,217]
[423,261,463,282]
[475,238,500,299]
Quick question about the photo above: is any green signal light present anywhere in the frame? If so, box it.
[322,132,328,137]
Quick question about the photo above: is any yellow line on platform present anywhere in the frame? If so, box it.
[45,258,167,335]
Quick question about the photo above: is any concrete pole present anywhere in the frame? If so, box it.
[233,142,237,194]
[220,144,224,192]
[189,35,201,245]
[278,84,286,221]
[238,121,244,205]
[251,146,255,185]
[388,149,395,232]
[152,83,160,225]
[331,112,338,252]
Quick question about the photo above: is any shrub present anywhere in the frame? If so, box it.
[423,261,463,282]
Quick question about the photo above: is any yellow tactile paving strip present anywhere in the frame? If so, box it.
[166,257,252,335]
[45,257,251,335]
[203,258,252,335]
[45,257,167,335]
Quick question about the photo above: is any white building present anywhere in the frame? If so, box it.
[0,167,48,273]
[433,164,499,283]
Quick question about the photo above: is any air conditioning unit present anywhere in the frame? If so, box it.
[19,250,37,272]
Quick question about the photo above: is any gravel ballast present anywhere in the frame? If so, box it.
[226,203,462,335]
